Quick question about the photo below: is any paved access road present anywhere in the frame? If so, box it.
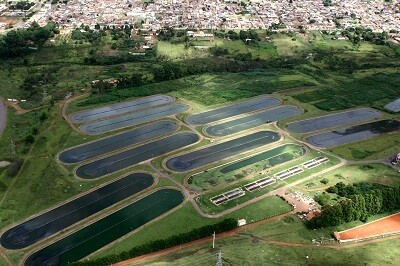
[205,105,302,137]
[1,173,154,250]
[166,130,280,172]
[307,119,400,148]
[0,99,6,135]
[76,132,200,179]
[69,95,174,124]
[287,108,381,133]
[24,189,184,266]
[59,121,179,164]
[186,96,280,125]
[79,103,189,134]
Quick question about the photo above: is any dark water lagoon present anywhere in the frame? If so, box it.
[59,120,179,164]
[69,95,174,124]
[1,173,154,249]
[307,120,400,147]
[205,105,301,137]
[25,189,184,266]
[76,132,200,179]
[287,108,381,133]
[166,131,280,172]
[220,144,306,173]
[79,103,189,134]
[186,96,280,125]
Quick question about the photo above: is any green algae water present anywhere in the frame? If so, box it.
[25,189,184,266]
[220,144,306,173]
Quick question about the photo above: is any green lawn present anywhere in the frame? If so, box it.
[92,195,290,260]
[294,163,400,203]
[144,213,400,266]
[328,132,400,160]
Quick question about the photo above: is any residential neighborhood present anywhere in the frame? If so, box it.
[0,0,399,33]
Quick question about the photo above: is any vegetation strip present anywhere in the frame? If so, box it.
[59,121,179,164]
[186,96,280,125]
[286,108,381,133]
[76,132,200,179]
[69,95,174,124]
[306,120,400,148]
[166,131,280,172]
[71,218,237,266]
[220,144,306,174]
[205,105,302,137]
[24,189,184,266]
[0,173,154,250]
[78,103,189,134]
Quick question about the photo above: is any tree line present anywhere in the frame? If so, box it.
[308,182,400,229]
[72,218,237,266]
[0,22,58,58]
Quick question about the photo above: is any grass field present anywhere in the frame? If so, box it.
[294,164,400,204]
[328,132,400,160]
[94,196,291,259]
[143,212,400,266]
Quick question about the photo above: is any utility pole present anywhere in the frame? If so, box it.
[212,231,216,249]
[216,250,222,266]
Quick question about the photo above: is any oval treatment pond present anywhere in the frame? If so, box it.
[220,144,306,174]
[0,173,154,250]
[307,119,400,148]
[59,121,179,164]
[205,105,302,137]
[166,131,280,172]
[287,108,381,133]
[69,95,174,124]
[79,103,189,135]
[24,189,184,266]
[76,132,200,179]
[186,96,280,125]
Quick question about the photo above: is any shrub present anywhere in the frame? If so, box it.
[8,159,23,177]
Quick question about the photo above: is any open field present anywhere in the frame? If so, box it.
[96,196,291,260]
[328,131,400,160]
[141,213,400,266]
[295,164,400,203]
